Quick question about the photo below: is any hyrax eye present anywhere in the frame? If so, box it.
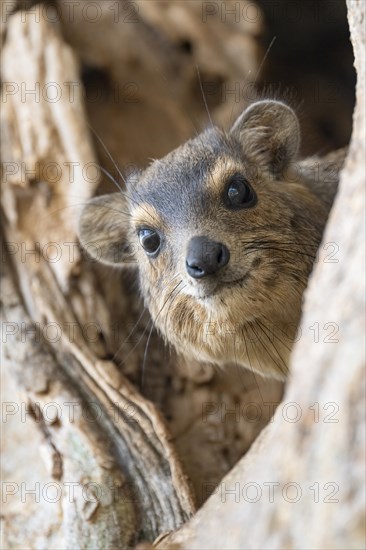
[138,228,161,256]
[225,174,256,209]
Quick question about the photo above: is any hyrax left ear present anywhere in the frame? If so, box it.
[230,100,300,175]
[78,193,135,266]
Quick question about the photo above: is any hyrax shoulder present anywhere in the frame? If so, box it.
[79,100,346,380]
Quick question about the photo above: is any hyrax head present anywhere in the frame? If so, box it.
[79,100,324,378]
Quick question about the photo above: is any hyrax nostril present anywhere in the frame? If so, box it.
[217,245,230,267]
[186,236,230,279]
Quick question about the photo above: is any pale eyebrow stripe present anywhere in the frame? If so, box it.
[204,157,240,193]
[131,203,166,229]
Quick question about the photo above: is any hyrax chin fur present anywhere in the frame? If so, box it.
[79,100,346,381]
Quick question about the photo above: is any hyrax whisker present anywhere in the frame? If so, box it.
[89,126,154,222]
[239,238,319,248]
[241,325,267,399]
[241,246,317,261]
[79,100,346,381]
[254,36,277,86]
[41,203,93,221]
[256,318,293,354]
[246,320,287,379]
[97,164,125,195]
[162,283,188,347]
[117,278,182,369]
[195,64,213,128]
[252,320,288,379]
[141,321,155,390]
[96,164,154,224]
[112,305,148,361]
[88,124,127,185]
[232,333,254,396]
[41,202,130,224]
[119,319,153,367]
[141,279,185,388]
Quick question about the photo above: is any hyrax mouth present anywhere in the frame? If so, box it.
[187,272,250,301]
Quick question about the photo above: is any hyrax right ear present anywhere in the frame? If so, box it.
[78,193,135,266]
[231,100,300,175]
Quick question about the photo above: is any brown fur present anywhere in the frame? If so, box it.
[78,100,346,380]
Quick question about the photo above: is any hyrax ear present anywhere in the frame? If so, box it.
[78,193,135,266]
[230,100,300,175]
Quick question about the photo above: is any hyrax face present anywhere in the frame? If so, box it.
[79,101,328,380]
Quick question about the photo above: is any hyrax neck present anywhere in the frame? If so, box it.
[152,291,300,381]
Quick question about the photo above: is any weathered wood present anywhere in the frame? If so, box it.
[1,245,138,548]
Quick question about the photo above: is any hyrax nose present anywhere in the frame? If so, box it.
[186,236,230,279]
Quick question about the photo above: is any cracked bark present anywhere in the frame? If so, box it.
[1,7,194,547]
